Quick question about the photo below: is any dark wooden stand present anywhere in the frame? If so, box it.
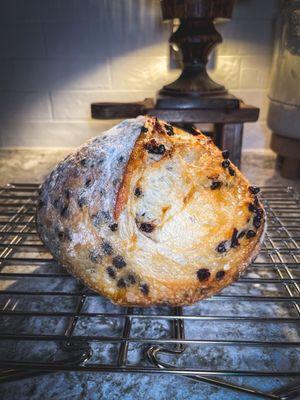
[271,133,300,178]
[91,0,259,167]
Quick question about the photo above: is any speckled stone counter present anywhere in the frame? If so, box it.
[0,148,299,400]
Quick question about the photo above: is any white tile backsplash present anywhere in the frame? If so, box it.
[0,0,280,149]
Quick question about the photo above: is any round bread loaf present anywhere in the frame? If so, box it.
[36,116,265,306]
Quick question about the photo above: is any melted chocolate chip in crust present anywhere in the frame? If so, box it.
[60,205,69,218]
[140,283,149,295]
[231,228,239,248]
[216,270,226,280]
[222,160,230,168]
[228,166,235,176]
[80,158,87,166]
[106,267,116,279]
[140,126,148,133]
[134,187,142,197]
[102,242,113,255]
[246,230,256,239]
[85,178,92,188]
[139,222,155,233]
[145,140,166,155]
[254,196,259,207]
[57,229,71,241]
[211,181,222,190]
[165,124,174,136]
[222,150,230,159]
[197,268,211,281]
[118,156,124,163]
[216,241,227,253]
[189,127,201,136]
[112,255,127,269]
[117,278,126,288]
[109,223,118,232]
[249,186,260,195]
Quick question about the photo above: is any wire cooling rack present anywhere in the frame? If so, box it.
[0,183,300,399]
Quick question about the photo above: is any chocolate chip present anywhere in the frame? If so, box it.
[197,268,211,281]
[222,160,230,168]
[222,150,229,159]
[145,140,166,155]
[216,241,227,253]
[57,231,64,239]
[57,229,71,241]
[231,228,239,248]
[102,242,113,255]
[106,267,116,279]
[254,196,259,207]
[117,278,126,288]
[140,283,149,295]
[109,223,118,232]
[89,250,102,263]
[211,181,222,190]
[246,230,256,239]
[216,270,225,280]
[165,124,174,136]
[85,178,92,187]
[118,156,124,162]
[249,186,260,195]
[189,127,200,136]
[228,166,235,176]
[134,187,142,197]
[141,126,148,133]
[127,274,136,285]
[112,255,126,269]
[60,205,69,217]
[238,230,246,239]
[139,222,155,233]
[80,158,87,166]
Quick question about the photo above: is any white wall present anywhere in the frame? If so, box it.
[0,0,280,149]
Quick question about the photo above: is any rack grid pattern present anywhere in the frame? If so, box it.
[0,183,300,400]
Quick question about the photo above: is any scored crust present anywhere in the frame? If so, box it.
[36,116,265,306]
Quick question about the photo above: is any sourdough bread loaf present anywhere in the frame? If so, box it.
[36,116,265,306]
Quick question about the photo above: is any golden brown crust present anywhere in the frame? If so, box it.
[36,116,265,307]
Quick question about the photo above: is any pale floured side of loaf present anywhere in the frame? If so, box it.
[37,116,265,306]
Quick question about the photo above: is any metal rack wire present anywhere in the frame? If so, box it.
[0,183,300,399]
